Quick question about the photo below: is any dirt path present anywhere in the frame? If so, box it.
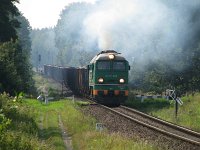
[58,115,73,150]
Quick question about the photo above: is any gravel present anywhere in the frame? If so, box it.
[81,105,200,150]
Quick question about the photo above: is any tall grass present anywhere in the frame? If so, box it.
[0,93,51,150]
[150,93,200,131]
[126,93,200,132]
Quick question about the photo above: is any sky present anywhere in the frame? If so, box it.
[16,0,97,29]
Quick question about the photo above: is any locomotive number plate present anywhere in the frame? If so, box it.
[105,74,117,78]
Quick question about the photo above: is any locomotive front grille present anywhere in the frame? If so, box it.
[108,90,114,96]
[98,91,104,96]
[119,91,125,96]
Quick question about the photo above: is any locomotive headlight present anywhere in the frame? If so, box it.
[108,54,115,60]
[98,78,104,83]
[119,78,125,83]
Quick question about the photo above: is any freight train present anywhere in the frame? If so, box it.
[44,50,130,106]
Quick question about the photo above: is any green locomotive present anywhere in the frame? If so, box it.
[88,50,130,105]
[44,50,130,106]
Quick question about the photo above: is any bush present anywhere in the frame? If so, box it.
[0,93,50,150]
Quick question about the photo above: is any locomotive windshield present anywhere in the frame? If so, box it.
[97,61,126,71]
[113,61,126,71]
[97,61,111,70]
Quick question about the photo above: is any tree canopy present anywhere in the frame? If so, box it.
[0,0,20,42]
[0,1,35,95]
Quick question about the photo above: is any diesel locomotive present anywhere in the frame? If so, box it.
[44,50,130,106]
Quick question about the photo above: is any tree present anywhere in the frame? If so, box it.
[0,0,20,42]
[15,14,35,94]
[0,0,35,95]
[0,41,21,94]
[31,28,58,67]
[55,2,97,67]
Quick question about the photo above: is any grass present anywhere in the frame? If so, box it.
[23,99,160,150]
[73,131,155,150]
[150,93,200,132]
[0,94,51,150]
[29,73,160,149]
[125,97,170,113]
[24,100,66,149]
[126,93,200,132]
[2,71,199,149]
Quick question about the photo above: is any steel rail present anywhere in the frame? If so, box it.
[121,105,200,138]
[99,104,200,146]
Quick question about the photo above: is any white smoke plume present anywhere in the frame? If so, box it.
[83,0,200,67]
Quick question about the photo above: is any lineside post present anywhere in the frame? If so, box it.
[175,99,178,118]
[62,80,64,98]
[166,89,183,118]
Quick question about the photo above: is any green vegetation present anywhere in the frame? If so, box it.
[25,100,66,149]
[73,131,156,150]
[151,94,200,132]
[30,28,58,67]
[33,73,61,91]
[0,91,159,150]
[126,93,200,132]
[33,73,66,99]
[0,0,19,42]
[0,93,50,149]
[26,99,158,150]
[125,97,170,113]
[0,0,35,95]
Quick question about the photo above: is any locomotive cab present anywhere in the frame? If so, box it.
[89,50,130,106]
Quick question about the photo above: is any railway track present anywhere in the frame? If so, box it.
[98,104,200,146]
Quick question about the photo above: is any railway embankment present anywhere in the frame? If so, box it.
[13,73,197,150]
[82,104,200,150]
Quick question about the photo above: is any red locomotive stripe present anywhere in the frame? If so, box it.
[93,90,98,96]
[125,90,129,96]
